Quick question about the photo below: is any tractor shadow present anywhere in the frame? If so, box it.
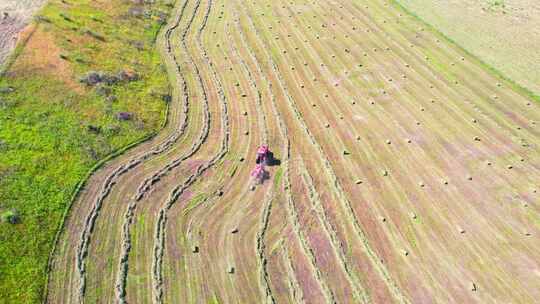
[266,151,281,167]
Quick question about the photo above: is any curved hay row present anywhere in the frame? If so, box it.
[298,158,370,303]
[114,0,214,301]
[72,0,197,301]
[242,6,411,302]
[151,0,231,302]
[228,16,280,302]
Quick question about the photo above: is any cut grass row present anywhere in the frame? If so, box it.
[0,0,173,302]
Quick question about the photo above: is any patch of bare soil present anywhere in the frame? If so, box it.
[0,0,47,66]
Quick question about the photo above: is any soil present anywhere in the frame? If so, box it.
[0,0,47,66]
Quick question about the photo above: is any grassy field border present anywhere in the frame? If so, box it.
[40,101,170,303]
[37,2,177,301]
[389,0,540,104]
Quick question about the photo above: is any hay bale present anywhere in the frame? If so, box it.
[228,266,235,274]
[343,150,350,155]
[239,157,245,162]
[386,140,391,145]
[457,226,465,234]
[406,139,412,143]
[356,136,361,141]
[470,282,477,291]
[324,123,330,128]
[355,179,363,185]
[243,111,248,116]
[473,136,481,141]
[192,245,199,253]
[401,249,409,256]
[418,182,425,188]
[471,119,477,123]
[231,227,238,234]
[382,170,388,176]
[244,131,249,136]
[467,176,473,181]
[507,165,513,169]
[409,212,417,219]
[379,216,386,222]
[442,180,449,185]
[486,161,492,166]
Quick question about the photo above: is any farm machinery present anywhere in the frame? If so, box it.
[250,145,272,190]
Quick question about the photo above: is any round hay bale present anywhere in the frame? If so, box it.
[418,182,425,187]
[192,245,199,253]
[243,111,248,116]
[239,157,245,162]
[244,131,249,135]
[470,282,477,291]
[381,170,388,176]
[356,136,361,141]
[472,119,477,123]
[409,212,417,219]
[486,161,492,166]
[401,249,409,256]
[442,180,449,185]
[228,266,235,274]
[473,136,481,141]
[467,175,473,181]
[386,140,391,144]
[355,179,363,184]
[324,123,330,128]
[507,165,513,169]
[457,226,465,234]
[379,216,386,222]
[343,150,350,155]
[406,139,412,143]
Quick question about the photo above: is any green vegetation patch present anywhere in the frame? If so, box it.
[0,0,173,301]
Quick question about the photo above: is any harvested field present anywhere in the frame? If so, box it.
[395,0,540,97]
[47,0,540,303]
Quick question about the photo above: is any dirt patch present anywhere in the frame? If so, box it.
[9,24,81,91]
[0,0,47,66]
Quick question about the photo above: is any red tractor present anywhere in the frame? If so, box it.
[250,145,272,190]
[255,145,270,165]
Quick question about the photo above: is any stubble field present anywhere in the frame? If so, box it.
[45,0,540,303]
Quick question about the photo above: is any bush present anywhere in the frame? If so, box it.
[1,210,20,224]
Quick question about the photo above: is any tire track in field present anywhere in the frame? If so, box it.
[73,1,194,301]
[114,0,213,301]
[234,5,317,300]
[281,243,305,303]
[241,5,411,303]
[298,158,370,303]
[151,0,231,302]
[246,6,372,302]
[231,16,277,303]
[240,5,338,304]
